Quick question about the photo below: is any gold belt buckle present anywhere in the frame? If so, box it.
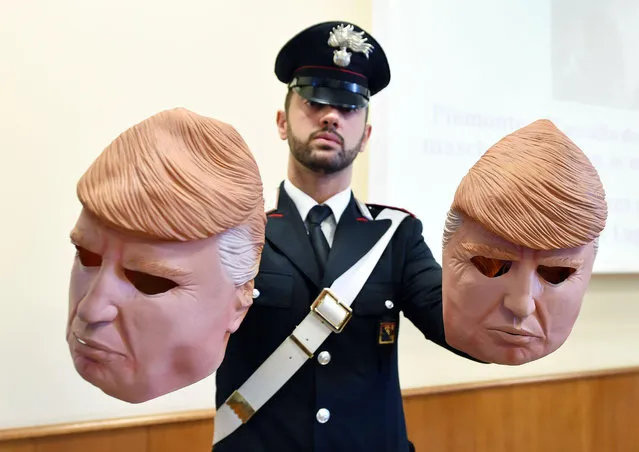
[310,288,352,333]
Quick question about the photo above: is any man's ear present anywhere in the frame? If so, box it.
[228,279,254,334]
[360,123,372,153]
[276,110,287,140]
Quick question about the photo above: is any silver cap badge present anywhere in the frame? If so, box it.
[327,24,374,68]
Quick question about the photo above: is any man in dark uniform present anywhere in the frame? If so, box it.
[213,21,478,452]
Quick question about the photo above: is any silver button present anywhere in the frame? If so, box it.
[252,288,260,299]
[385,300,394,309]
[316,408,330,424]
[317,351,331,365]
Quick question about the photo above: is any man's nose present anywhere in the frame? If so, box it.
[503,267,539,319]
[76,271,118,326]
[320,108,340,129]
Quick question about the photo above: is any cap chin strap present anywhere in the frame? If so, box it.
[213,207,409,446]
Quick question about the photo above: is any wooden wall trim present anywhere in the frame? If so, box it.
[2,366,637,442]
[0,409,215,442]
[402,365,639,398]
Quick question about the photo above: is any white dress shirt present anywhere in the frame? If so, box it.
[283,179,352,247]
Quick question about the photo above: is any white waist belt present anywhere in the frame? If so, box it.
[213,208,409,445]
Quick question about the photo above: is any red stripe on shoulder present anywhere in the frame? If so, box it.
[366,204,416,218]
[267,212,283,218]
[356,217,369,222]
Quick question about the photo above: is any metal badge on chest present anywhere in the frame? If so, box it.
[378,299,397,344]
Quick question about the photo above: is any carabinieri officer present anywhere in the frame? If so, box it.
[213,20,478,452]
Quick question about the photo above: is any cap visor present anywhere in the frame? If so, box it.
[295,86,368,110]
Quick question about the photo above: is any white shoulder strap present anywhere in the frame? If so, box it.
[214,208,409,445]
[327,208,406,308]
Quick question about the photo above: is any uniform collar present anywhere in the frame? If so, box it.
[283,179,352,223]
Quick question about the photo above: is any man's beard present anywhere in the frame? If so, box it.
[287,125,365,175]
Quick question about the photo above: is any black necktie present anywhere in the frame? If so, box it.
[306,204,332,276]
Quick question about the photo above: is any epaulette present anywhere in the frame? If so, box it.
[365,203,416,219]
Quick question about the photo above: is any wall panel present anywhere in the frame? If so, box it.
[1,368,637,452]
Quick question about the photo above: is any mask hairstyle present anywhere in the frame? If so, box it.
[67,108,266,403]
[441,119,607,365]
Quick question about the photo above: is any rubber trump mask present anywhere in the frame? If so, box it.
[66,108,266,403]
[442,119,607,365]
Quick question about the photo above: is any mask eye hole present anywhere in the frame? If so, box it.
[537,265,576,284]
[75,245,102,267]
[471,256,512,278]
[124,269,178,295]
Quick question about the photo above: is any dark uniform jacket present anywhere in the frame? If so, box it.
[214,183,471,452]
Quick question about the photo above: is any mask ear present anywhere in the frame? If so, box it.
[228,279,254,334]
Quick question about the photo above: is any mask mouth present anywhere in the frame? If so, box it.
[487,325,544,339]
[72,331,125,355]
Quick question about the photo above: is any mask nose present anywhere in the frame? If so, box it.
[503,267,538,320]
[75,269,119,327]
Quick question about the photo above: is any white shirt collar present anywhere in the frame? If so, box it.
[283,179,352,223]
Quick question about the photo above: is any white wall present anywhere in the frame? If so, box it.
[369,0,639,274]
[369,0,639,388]
[0,0,371,429]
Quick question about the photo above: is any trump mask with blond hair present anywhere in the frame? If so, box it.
[67,108,265,403]
[442,119,607,365]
